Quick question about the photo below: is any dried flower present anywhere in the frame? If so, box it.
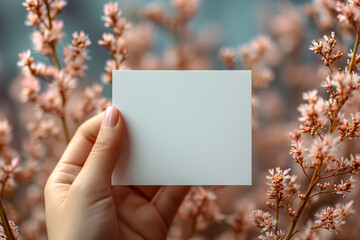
[99,2,129,84]
[240,35,276,88]
[219,47,236,70]
[251,210,276,234]
[309,32,342,73]
[32,20,64,55]
[266,168,292,202]
[313,201,354,231]
[177,187,224,235]
[20,77,40,102]
[63,31,91,78]
[298,90,327,137]
[336,1,360,26]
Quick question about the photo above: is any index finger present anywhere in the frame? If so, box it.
[48,112,104,186]
[60,112,104,167]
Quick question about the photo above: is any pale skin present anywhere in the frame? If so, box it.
[45,106,190,240]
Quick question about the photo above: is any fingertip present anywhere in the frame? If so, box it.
[102,106,120,128]
[78,106,126,184]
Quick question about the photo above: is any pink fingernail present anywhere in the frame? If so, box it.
[103,106,120,128]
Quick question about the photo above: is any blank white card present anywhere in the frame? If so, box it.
[112,70,251,185]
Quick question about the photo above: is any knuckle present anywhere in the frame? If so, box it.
[77,124,96,144]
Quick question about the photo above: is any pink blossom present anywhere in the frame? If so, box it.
[102,2,121,28]
[219,47,236,69]
[71,31,91,49]
[32,62,56,78]
[336,1,360,25]
[240,35,276,88]
[331,71,360,97]
[36,86,63,116]
[251,210,276,233]
[309,32,342,69]
[21,76,41,102]
[2,157,20,175]
[99,3,130,83]
[334,176,355,196]
[302,90,318,102]
[98,33,116,49]
[290,140,308,165]
[101,60,116,84]
[25,11,41,26]
[307,135,339,170]
[22,0,42,12]
[178,187,224,233]
[63,31,91,77]
[27,118,60,139]
[297,97,327,124]
[54,71,77,98]
[70,84,110,122]
[266,167,292,202]
[32,20,64,55]
[18,50,34,67]
[313,201,354,231]
[50,0,67,18]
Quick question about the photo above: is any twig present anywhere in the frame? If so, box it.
[44,0,70,145]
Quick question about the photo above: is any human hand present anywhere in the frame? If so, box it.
[45,106,190,240]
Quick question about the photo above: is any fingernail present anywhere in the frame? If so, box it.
[103,106,120,128]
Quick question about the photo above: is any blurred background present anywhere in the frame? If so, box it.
[3,0,360,239]
[0,0,305,96]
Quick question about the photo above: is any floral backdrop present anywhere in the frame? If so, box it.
[1,0,360,239]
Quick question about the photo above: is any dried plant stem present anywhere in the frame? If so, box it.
[328,99,341,134]
[275,200,280,233]
[51,45,61,71]
[348,27,360,73]
[285,165,321,240]
[54,46,70,144]
[0,173,15,240]
[329,28,360,134]
[44,0,70,145]
[292,204,311,236]
[0,174,9,197]
[0,199,15,240]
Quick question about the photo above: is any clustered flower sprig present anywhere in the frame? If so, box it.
[219,36,278,132]
[19,0,93,144]
[0,2,129,239]
[312,201,354,231]
[98,2,130,84]
[252,1,360,240]
[219,36,276,89]
[0,120,25,240]
[174,187,224,239]
[309,32,343,74]
[310,34,360,135]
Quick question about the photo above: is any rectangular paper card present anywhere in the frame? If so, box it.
[112,70,252,185]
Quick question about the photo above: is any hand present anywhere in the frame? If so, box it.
[45,106,190,240]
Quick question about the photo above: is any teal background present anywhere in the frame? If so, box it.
[0,0,304,91]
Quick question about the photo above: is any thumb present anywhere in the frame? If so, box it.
[79,106,125,185]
